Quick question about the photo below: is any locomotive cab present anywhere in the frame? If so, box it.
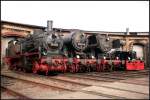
[112,51,144,70]
[46,34,62,50]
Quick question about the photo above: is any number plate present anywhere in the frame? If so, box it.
[78,43,85,46]
[51,43,58,46]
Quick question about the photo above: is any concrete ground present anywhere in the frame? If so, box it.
[1,65,149,99]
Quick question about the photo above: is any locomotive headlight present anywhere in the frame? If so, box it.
[13,41,17,45]
[116,57,119,60]
[103,56,106,60]
[128,57,131,60]
[140,57,143,61]
[42,50,47,55]
[43,52,47,55]
[91,55,95,59]
[76,55,80,59]
[106,37,110,41]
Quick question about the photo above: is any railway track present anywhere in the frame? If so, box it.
[1,74,115,99]
[1,75,74,99]
[5,71,90,90]
[51,70,149,95]
[91,69,149,75]
[1,69,149,99]
[91,70,149,77]
[54,73,148,86]
[62,69,149,82]
[1,86,30,99]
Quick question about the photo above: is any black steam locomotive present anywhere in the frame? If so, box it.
[4,20,144,75]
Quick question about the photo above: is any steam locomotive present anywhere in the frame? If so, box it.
[4,20,145,75]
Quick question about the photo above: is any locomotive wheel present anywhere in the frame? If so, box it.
[90,65,95,72]
[110,65,113,72]
[112,64,115,70]
[73,65,76,73]
[23,68,27,73]
[87,65,91,72]
[75,64,79,73]
[78,65,83,73]
[105,64,112,72]
[63,64,67,73]
[12,65,17,70]
[96,64,99,72]
[33,69,37,74]
[15,66,19,71]
[66,64,70,72]
[96,64,101,72]
[93,65,97,72]
[99,64,103,72]
[14,65,17,71]
[79,65,85,73]
[101,64,105,72]
[45,69,49,76]
[70,64,76,73]
[32,61,39,74]
[18,68,21,71]
[16,64,21,71]
[8,65,13,70]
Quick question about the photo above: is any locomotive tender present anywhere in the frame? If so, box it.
[4,20,145,75]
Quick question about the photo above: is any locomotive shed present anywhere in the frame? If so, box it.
[1,20,150,68]
[1,66,149,99]
[1,21,150,99]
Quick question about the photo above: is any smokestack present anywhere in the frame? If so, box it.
[126,27,129,35]
[47,20,53,32]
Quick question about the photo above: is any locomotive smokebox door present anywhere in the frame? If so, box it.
[112,39,126,48]
[62,30,89,58]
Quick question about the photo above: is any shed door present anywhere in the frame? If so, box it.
[132,44,144,58]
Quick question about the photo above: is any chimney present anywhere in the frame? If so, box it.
[47,20,53,32]
[126,27,129,35]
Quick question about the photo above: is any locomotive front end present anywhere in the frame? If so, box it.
[32,21,67,75]
[71,31,88,51]
[63,30,88,52]
[46,33,63,52]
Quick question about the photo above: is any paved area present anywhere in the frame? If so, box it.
[82,85,148,99]
[1,66,149,99]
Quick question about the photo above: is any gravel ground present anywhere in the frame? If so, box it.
[1,66,149,99]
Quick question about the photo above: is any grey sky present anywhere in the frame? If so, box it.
[1,1,149,32]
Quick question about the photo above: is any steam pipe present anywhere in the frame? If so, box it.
[47,20,53,32]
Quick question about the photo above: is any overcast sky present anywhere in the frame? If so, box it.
[1,1,149,32]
